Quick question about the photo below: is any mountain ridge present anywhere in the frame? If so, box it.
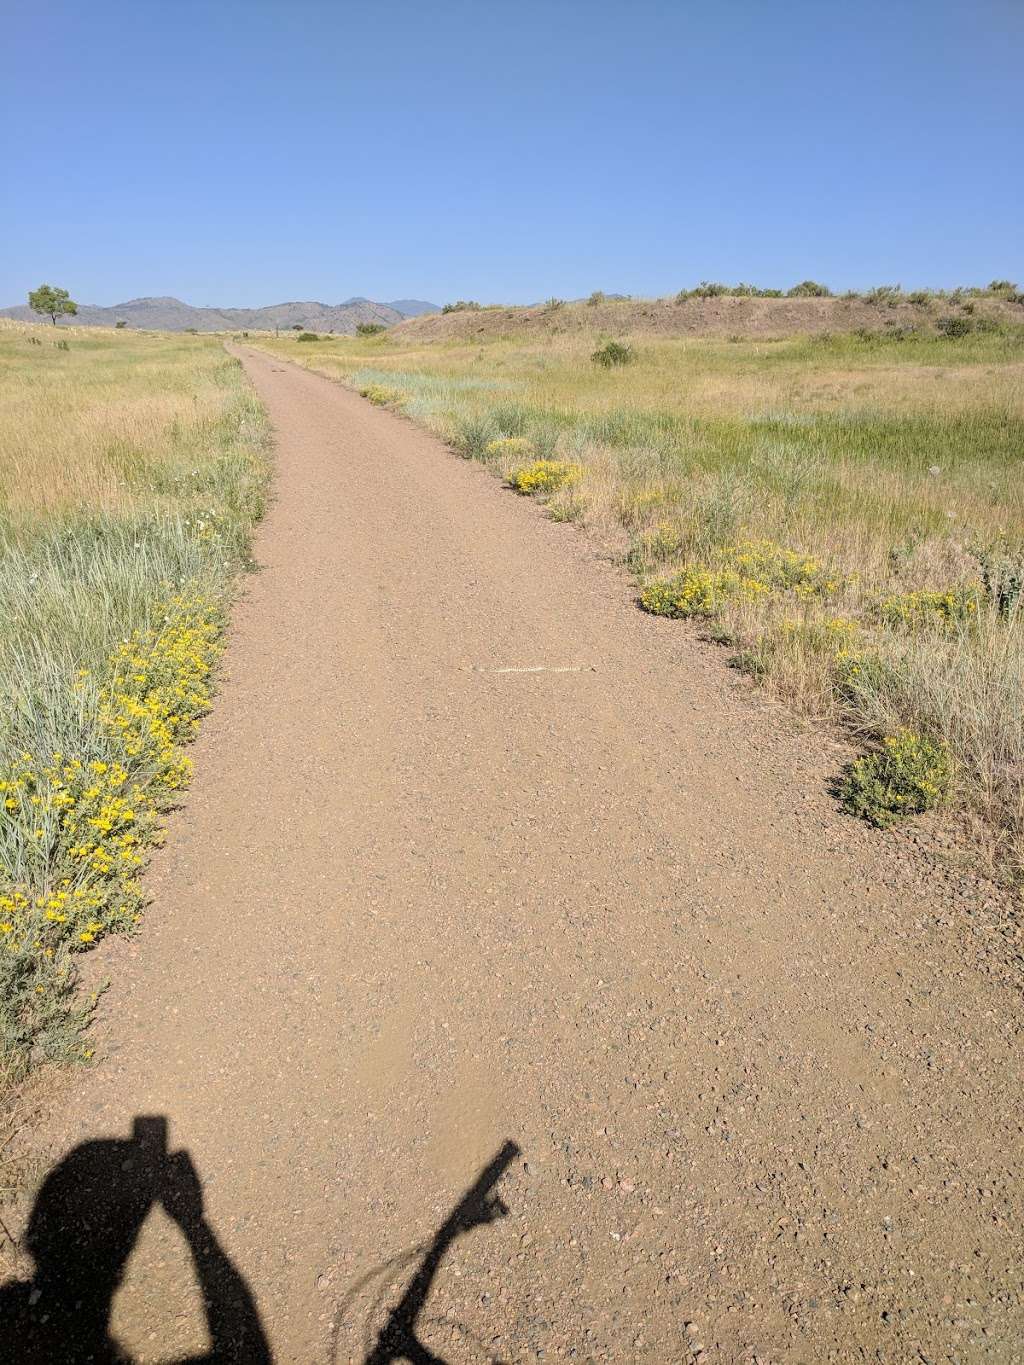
[0,295,440,332]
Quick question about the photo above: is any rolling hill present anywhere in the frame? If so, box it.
[0,295,440,332]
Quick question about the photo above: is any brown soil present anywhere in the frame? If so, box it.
[393,294,1023,343]
[3,347,1022,1363]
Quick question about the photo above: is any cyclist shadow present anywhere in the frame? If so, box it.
[0,1114,270,1364]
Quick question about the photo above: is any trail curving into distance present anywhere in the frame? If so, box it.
[11,346,1022,1362]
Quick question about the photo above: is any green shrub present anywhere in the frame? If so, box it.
[297,331,319,342]
[787,280,831,297]
[592,340,635,368]
[356,323,386,336]
[975,536,1024,619]
[840,730,951,827]
[936,315,972,338]
[864,284,903,306]
[441,300,481,314]
[115,320,128,329]
[906,290,932,306]
[359,382,401,405]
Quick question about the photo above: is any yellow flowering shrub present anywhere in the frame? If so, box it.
[841,730,952,827]
[879,587,979,631]
[484,436,535,461]
[640,567,770,618]
[0,592,224,1061]
[508,460,581,495]
[360,383,402,406]
[721,540,839,595]
[640,539,845,621]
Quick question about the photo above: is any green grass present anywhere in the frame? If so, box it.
[0,322,270,1073]
[255,323,1024,875]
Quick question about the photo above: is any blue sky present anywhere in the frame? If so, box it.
[4,1,1021,307]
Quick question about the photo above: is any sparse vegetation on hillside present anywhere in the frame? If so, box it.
[0,322,269,1080]
[255,319,1024,875]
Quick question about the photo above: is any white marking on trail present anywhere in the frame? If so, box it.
[473,665,589,674]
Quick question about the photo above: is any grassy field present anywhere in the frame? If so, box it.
[0,322,269,1082]
[254,321,1024,874]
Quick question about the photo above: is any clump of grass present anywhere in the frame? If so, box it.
[360,383,402,405]
[297,331,319,342]
[592,340,635,368]
[508,460,581,495]
[484,436,535,461]
[840,730,952,827]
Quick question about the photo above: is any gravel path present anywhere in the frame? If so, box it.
[8,346,1022,1362]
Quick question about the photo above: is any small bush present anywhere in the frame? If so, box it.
[545,297,565,311]
[587,291,606,306]
[115,320,128,329]
[441,300,481,314]
[864,284,903,306]
[359,383,401,405]
[879,588,979,631]
[906,290,932,306]
[975,536,1024,619]
[639,567,769,619]
[625,522,684,572]
[484,436,535,461]
[592,340,635,368]
[356,323,386,336]
[787,280,831,297]
[55,339,69,351]
[724,540,836,594]
[297,331,319,342]
[508,460,581,495]
[936,315,972,338]
[840,730,951,827]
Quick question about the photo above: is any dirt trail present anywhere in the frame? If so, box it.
[8,346,1022,1362]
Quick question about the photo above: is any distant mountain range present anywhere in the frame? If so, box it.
[0,295,440,332]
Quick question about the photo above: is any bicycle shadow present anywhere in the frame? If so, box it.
[0,1114,270,1364]
[332,1140,521,1365]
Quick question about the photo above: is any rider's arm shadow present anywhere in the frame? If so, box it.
[0,1115,270,1365]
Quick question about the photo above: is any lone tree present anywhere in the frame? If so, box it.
[29,283,78,325]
